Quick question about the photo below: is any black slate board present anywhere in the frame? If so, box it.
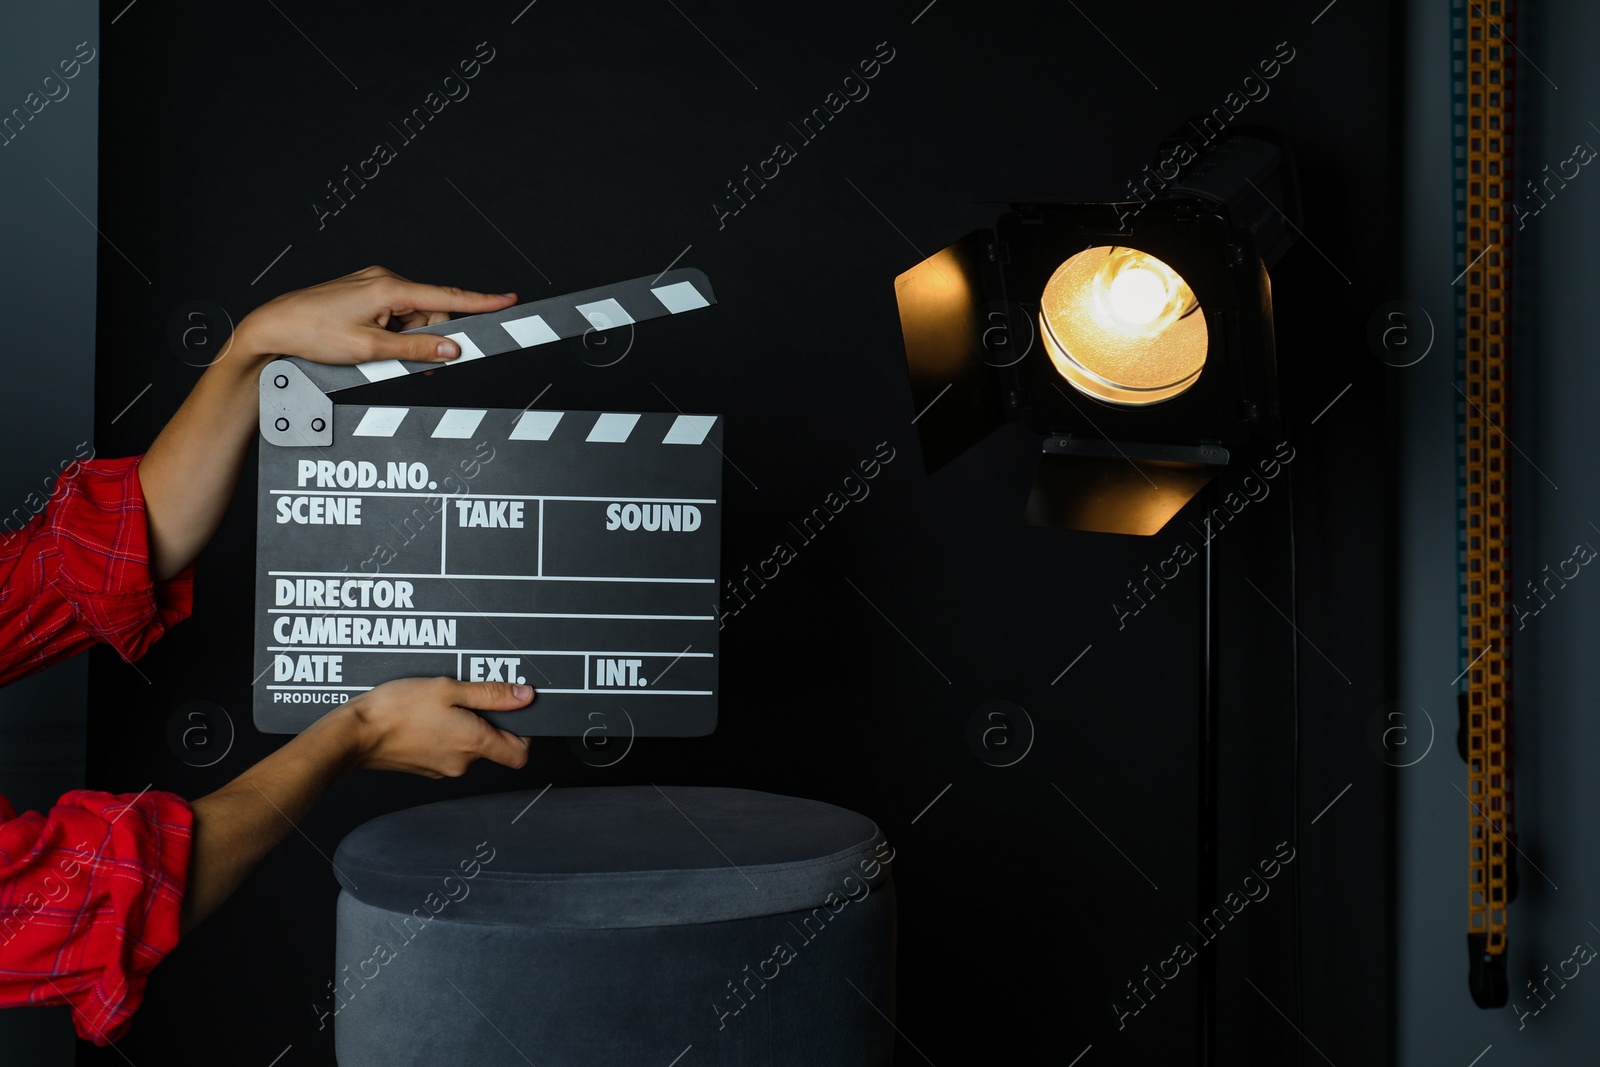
[253,402,722,735]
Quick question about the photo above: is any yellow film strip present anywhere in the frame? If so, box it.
[1453,0,1516,1001]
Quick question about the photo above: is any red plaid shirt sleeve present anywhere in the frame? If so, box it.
[0,455,193,686]
[0,790,192,1045]
[0,455,196,1044]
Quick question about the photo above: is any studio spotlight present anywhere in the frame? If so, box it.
[895,128,1300,535]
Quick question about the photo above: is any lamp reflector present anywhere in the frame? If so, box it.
[1039,246,1208,407]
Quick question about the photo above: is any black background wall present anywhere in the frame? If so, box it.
[83,2,1393,1064]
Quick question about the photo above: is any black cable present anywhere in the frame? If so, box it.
[1196,480,1217,1067]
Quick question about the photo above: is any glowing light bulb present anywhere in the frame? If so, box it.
[1086,250,1196,337]
[1038,245,1208,407]
[1106,265,1170,325]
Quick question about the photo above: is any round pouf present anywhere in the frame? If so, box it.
[329,786,897,1066]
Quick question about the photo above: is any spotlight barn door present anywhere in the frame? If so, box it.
[893,229,1012,474]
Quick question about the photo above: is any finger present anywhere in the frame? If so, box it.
[474,726,532,770]
[448,679,535,711]
[386,282,518,315]
[360,328,466,364]
[348,264,400,283]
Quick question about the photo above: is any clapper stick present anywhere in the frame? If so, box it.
[260,268,714,445]
[252,269,723,738]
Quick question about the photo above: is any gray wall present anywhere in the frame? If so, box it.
[0,2,99,1062]
[1398,0,1600,1062]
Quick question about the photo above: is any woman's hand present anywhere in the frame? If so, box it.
[330,676,535,778]
[181,677,534,934]
[231,265,518,367]
[138,266,518,581]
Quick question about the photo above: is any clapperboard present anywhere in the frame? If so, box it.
[252,269,721,736]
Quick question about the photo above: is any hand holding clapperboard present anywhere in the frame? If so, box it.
[253,268,722,737]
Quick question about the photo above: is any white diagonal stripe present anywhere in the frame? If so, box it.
[574,298,634,331]
[651,280,710,313]
[447,332,488,362]
[509,410,564,441]
[586,412,640,442]
[662,414,716,445]
[501,314,562,348]
[358,359,409,383]
[433,409,488,438]
[352,407,410,436]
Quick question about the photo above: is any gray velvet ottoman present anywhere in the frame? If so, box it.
[329,785,898,1065]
